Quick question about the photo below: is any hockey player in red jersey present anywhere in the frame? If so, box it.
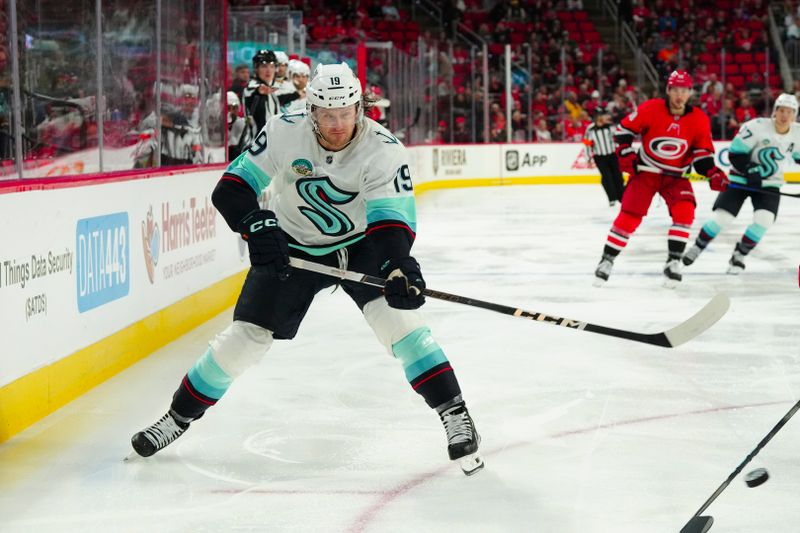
[593,70,730,287]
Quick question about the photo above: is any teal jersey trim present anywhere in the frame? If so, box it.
[391,327,447,382]
[702,219,722,238]
[729,136,751,154]
[366,197,417,232]
[744,223,767,242]
[225,152,271,194]
[288,234,365,256]
[187,348,233,400]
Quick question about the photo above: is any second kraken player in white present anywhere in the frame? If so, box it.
[131,63,484,476]
[683,93,800,274]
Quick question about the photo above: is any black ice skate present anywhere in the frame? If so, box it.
[663,258,682,288]
[440,402,484,476]
[681,244,703,266]
[727,249,746,275]
[131,410,191,457]
[593,256,615,287]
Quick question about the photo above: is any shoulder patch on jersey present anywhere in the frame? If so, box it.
[375,130,399,144]
[291,158,314,176]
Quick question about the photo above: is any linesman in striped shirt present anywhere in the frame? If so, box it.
[583,107,624,206]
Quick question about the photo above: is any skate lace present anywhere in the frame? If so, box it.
[144,414,185,449]
[442,409,473,445]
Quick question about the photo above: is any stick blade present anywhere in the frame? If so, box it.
[680,515,714,533]
[664,293,730,347]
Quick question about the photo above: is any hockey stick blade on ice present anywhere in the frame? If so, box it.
[679,397,800,532]
[288,258,730,348]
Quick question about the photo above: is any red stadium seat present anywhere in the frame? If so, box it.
[579,21,594,32]
[698,52,713,64]
[574,11,589,21]
[735,52,752,63]
[754,52,766,64]
[740,63,757,74]
[724,64,739,75]
[707,64,720,75]
[728,75,744,87]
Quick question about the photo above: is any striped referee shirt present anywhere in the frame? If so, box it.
[584,123,616,157]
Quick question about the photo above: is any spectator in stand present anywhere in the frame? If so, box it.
[632,0,649,28]
[227,91,248,161]
[433,119,448,144]
[702,73,724,96]
[490,102,506,142]
[564,114,588,142]
[552,121,565,141]
[533,118,552,142]
[564,91,583,120]
[504,0,528,22]
[735,28,757,51]
[584,90,603,117]
[381,0,400,21]
[700,85,722,118]
[230,64,251,102]
[567,0,584,10]
[511,108,527,141]
[787,15,800,39]
[746,72,764,103]
[721,97,740,136]
[735,96,758,123]
[453,115,470,143]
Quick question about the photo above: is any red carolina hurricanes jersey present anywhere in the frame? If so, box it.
[617,98,714,174]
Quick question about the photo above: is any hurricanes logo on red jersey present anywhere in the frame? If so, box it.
[649,137,688,160]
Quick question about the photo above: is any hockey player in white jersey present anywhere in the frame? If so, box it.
[683,93,800,274]
[131,63,484,475]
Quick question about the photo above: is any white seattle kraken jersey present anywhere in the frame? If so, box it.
[224,112,416,256]
[729,117,800,188]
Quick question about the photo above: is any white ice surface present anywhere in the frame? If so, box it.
[2,184,799,533]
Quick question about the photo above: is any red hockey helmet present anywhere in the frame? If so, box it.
[667,70,693,89]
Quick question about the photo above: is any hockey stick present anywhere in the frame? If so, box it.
[638,165,800,198]
[679,397,800,533]
[288,257,729,348]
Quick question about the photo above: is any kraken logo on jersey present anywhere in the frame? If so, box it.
[754,146,783,178]
[296,177,357,236]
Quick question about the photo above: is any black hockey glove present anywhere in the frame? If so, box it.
[381,257,426,309]
[744,163,764,187]
[237,209,291,280]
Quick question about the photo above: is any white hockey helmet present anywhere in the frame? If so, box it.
[274,51,289,66]
[773,93,799,117]
[288,59,311,78]
[226,91,240,107]
[306,62,362,118]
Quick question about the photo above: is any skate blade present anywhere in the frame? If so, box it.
[662,278,681,289]
[459,452,485,476]
[592,277,607,288]
[123,450,139,462]
[726,266,744,275]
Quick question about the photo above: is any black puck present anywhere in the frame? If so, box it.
[745,468,769,488]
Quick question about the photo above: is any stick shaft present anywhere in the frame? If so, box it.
[288,257,727,348]
[690,398,800,518]
[638,165,800,198]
